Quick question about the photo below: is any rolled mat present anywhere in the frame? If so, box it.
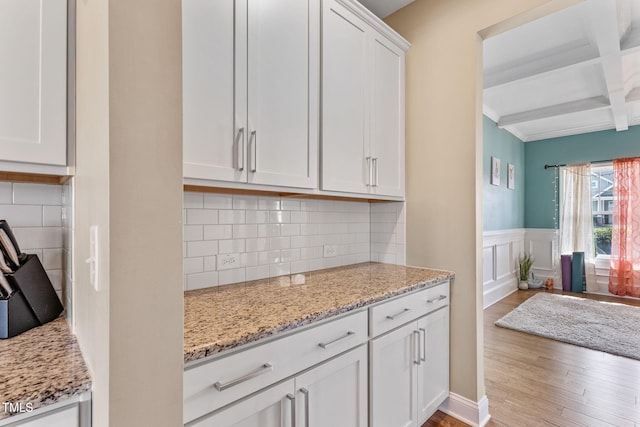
[561,254,572,291]
[571,252,585,293]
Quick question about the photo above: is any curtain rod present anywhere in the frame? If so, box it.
[544,159,615,169]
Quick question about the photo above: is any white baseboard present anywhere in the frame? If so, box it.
[439,393,491,427]
[483,276,518,309]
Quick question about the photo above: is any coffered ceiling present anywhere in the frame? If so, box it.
[483,0,640,142]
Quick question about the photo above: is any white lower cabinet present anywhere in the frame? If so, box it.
[0,394,91,427]
[183,282,450,427]
[417,306,450,421]
[370,283,450,427]
[189,346,367,427]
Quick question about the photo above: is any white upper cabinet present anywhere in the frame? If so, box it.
[183,0,319,189]
[0,0,67,167]
[321,1,369,195]
[321,0,408,198]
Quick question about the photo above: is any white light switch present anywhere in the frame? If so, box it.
[87,225,99,291]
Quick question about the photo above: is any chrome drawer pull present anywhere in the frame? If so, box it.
[427,295,447,304]
[235,127,245,171]
[413,330,421,365]
[286,393,296,427]
[386,308,411,320]
[318,331,356,349]
[300,388,310,427]
[419,328,426,363]
[213,363,273,391]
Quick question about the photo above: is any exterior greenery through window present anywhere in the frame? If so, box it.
[591,164,613,256]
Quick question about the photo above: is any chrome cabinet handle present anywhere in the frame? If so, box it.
[366,156,372,186]
[286,393,296,427]
[300,388,310,427]
[213,363,272,391]
[413,330,420,365]
[249,130,257,173]
[419,328,426,363]
[427,295,447,304]
[373,157,378,187]
[236,127,245,171]
[386,308,411,320]
[318,331,355,349]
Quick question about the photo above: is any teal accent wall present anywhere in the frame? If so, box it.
[524,125,640,229]
[483,115,525,230]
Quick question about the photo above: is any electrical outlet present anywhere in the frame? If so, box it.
[217,253,241,270]
[323,245,338,258]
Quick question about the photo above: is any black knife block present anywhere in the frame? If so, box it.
[0,254,63,339]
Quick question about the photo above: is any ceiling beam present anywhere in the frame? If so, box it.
[497,96,610,128]
[484,40,599,90]
[588,0,628,131]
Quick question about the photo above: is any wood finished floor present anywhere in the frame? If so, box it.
[422,290,640,427]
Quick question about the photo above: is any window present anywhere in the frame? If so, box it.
[591,164,613,256]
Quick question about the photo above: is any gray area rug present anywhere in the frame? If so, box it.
[495,293,640,360]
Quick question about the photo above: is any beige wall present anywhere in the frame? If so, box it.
[386,0,579,403]
[75,0,184,425]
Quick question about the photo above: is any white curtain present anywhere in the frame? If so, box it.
[559,163,597,291]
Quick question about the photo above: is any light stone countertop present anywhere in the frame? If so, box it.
[0,317,92,420]
[184,262,454,363]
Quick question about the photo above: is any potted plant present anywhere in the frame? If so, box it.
[517,253,534,290]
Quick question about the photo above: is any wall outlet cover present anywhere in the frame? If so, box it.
[323,245,337,258]
[217,253,241,270]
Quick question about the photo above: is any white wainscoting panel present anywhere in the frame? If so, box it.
[482,229,525,308]
[525,228,560,287]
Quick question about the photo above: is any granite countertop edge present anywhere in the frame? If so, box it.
[184,269,454,363]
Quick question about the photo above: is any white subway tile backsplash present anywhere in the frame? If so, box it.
[184,225,204,241]
[0,205,43,227]
[232,195,258,210]
[245,210,268,224]
[184,193,203,209]
[0,182,12,204]
[258,197,281,211]
[246,238,268,252]
[219,239,245,254]
[203,225,232,240]
[203,255,217,272]
[258,224,281,238]
[203,194,232,209]
[14,227,63,249]
[43,248,64,270]
[269,236,291,250]
[281,224,300,237]
[187,271,219,290]
[269,211,290,224]
[46,269,63,292]
[246,265,269,281]
[290,211,309,224]
[219,268,246,286]
[183,193,404,290]
[184,257,204,275]
[219,210,246,225]
[233,224,258,239]
[13,183,62,205]
[186,209,218,225]
[187,240,218,257]
[43,206,62,227]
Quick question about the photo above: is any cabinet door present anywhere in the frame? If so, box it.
[0,0,66,166]
[246,0,318,189]
[320,0,371,194]
[370,33,405,197]
[295,345,367,427]
[190,380,295,427]
[182,0,247,182]
[370,322,418,427]
[417,307,450,423]
[4,405,78,427]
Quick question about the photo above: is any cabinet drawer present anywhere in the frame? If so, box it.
[369,281,449,337]
[184,310,368,423]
